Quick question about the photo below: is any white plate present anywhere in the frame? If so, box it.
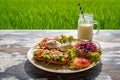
[27,46,100,74]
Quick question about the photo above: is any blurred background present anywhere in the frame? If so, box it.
[0,0,120,29]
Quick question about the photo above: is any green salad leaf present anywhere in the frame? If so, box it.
[86,52,100,62]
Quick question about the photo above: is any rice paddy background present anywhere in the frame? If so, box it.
[0,0,120,29]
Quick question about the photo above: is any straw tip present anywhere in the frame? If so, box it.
[78,3,80,6]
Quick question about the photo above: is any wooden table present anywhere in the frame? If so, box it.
[0,30,120,80]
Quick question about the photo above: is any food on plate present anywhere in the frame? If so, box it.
[45,40,61,49]
[33,48,78,65]
[70,58,92,69]
[33,35,102,70]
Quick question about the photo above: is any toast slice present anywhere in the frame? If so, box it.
[34,56,68,65]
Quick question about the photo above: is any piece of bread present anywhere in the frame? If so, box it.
[34,56,68,65]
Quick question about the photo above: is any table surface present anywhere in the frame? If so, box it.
[0,30,120,80]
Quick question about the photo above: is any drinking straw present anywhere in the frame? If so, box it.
[78,3,85,21]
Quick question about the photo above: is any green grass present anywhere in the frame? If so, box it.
[0,0,120,29]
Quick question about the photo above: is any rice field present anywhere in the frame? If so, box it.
[0,0,120,29]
